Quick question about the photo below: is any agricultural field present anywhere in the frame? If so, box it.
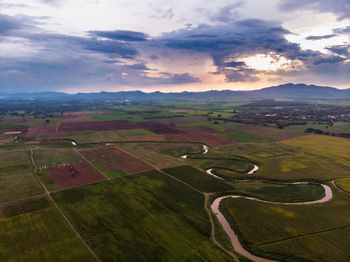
[52,171,232,261]
[1,99,350,261]
[82,146,153,177]
[0,197,96,262]
[220,189,350,261]
[329,122,350,133]
[0,150,43,202]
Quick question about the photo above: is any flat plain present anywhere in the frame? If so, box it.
[1,99,350,262]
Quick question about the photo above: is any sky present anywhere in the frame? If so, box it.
[1,0,350,93]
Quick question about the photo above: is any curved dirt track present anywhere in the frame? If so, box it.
[180,145,334,262]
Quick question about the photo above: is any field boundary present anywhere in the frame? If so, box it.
[30,147,101,262]
[257,224,350,247]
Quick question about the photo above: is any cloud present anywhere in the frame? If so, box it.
[158,73,200,84]
[334,26,350,34]
[279,0,350,20]
[89,30,148,41]
[126,63,151,70]
[224,61,246,68]
[156,18,315,82]
[0,13,200,92]
[313,55,346,65]
[210,1,244,23]
[80,38,138,58]
[306,34,337,40]
[0,14,25,34]
[326,45,349,56]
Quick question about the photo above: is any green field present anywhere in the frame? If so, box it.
[0,197,95,262]
[179,120,239,131]
[220,189,350,261]
[285,123,328,132]
[329,122,350,133]
[118,142,186,168]
[282,134,350,168]
[335,178,350,192]
[0,150,43,203]
[163,166,233,192]
[33,148,83,170]
[218,130,274,143]
[1,100,350,261]
[53,171,232,261]
[115,128,155,138]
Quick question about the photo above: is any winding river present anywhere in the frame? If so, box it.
[179,144,334,261]
[211,183,332,262]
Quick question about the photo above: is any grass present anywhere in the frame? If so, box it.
[223,180,325,202]
[329,122,350,133]
[163,166,233,192]
[219,188,350,261]
[33,148,83,170]
[189,158,253,174]
[54,130,122,144]
[115,128,155,138]
[282,134,350,168]
[218,131,274,143]
[0,150,43,203]
[335,178,350,192]
[179,120,239,131]
[0,197,95,262]
[118,142,184,169]
[0,197,50,218]
[285,123,328,132]
[53,170,232,261]
[36,169,59,191]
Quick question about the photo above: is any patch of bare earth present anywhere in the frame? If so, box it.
[23,126,56,137]
[48,162,107,189]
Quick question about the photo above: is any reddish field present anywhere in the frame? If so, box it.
[164,126,233,146]
[58,120,184,134]
[48,162,107,189]
[24,120,233,146]
[121,126,233,146]
[24,126,56,137]
[82,146,153,173]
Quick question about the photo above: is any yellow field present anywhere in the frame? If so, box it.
[335,178,350,192]
[282,134,350,168]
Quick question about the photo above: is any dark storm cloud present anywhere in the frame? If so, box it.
[306,34,337,40]
[0,13,200,92]
[313,56,346,65]
[0,14,25,34]
[279,0,350,20]
[80,39,138,58]
[126,63,151,70]
[89,30,148,41]
[224,61,246,67]
[334,26,350,34]
[156,18,318,82]
[326,45,349,56]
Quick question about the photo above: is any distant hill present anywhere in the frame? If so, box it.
[1,83,350,101]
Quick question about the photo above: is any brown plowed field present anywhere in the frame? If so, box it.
[82,147,153,173]
[57,120,184,134]
[48,162,107,189]
[23,127,56,137]
[164,126,234,146]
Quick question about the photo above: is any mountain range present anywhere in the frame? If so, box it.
[1,83,350,101]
